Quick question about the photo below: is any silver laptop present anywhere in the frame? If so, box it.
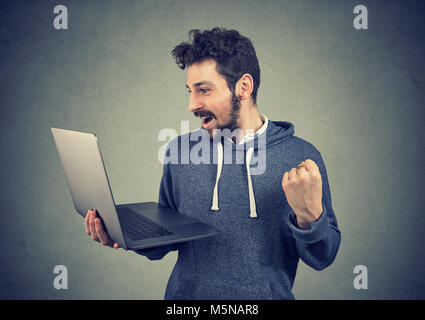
[51,127,220,250]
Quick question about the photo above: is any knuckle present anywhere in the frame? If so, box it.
[311,174,321,181]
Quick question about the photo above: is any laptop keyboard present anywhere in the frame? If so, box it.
[116,207,174,241]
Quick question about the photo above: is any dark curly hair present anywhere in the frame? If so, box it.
[172,27,261,105]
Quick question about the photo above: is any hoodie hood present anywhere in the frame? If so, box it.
[265,120,294,149]
[200,118,295,218]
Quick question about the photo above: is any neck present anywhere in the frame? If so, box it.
[232,104,263,143]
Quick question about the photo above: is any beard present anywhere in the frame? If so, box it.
[196,90,241,139]
[215,90,241,131]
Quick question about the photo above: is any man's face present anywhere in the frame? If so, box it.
[186,59,241,135]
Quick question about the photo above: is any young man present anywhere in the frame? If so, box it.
[85,27,341,299]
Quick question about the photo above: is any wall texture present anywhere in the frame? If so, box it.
[1,0,424,299]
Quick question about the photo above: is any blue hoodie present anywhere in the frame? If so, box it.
[135,120,341,300]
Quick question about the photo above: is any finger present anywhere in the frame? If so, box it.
[297,166,308,181]
[282,171,289,184]
[86,209,94,236]
[297,164,307,173]
[304,159,321,177]
[296,161,305,170]
[90,211,99,241]
[282,171,289,190]
[85,209,92,235]
[288,167,297,180]
[95,218,111,246]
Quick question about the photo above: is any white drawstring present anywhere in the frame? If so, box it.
[211,141,223,211]
[246,147,258,218]
[210,143,258,218]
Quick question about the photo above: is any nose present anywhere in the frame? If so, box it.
[188,92,204,113]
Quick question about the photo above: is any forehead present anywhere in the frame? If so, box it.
[186,59,227,88]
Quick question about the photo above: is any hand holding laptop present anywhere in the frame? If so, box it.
[52,127,220,250]
[85,209,120,249]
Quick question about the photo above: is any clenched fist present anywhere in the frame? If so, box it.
[282,159,323,229]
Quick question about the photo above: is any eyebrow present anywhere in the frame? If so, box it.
[185,81,215,89]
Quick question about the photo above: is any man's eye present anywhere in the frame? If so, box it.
[200,88,210,94]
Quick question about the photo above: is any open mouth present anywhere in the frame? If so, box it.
[202,115,213,125]
[195,111,214,126]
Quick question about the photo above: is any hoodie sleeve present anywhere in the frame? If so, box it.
[287,151,341,271]
[132,148,181,260]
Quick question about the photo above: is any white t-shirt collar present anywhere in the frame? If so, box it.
[223,115,269,145]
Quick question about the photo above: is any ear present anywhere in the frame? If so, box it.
[235,73,254,101]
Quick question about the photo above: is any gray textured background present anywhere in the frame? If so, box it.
[1,0,424,299]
